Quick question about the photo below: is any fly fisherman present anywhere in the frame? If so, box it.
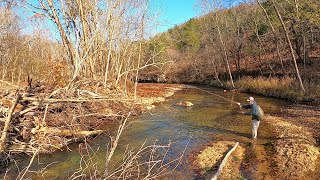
[237,97,264,139]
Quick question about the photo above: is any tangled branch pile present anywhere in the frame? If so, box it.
[0,79,142,158]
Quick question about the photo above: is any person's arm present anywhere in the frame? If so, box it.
[241,104,251,109]
[237,103,250,108]
[237,103,252,115]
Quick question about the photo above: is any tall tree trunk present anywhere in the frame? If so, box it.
[134,11,146,99]
[47,0,75,72]
[276,42,286,75]
[214,14,235,88]
[212,59,223,86]
[272,0,305,91]
[290,20,303,61]
[254,20,275,75]
[203,19,224,85]
[236,43,242,71]
[76,0,90,77]
[256,0,286,75]
[303,36,307,70]
[104,19,114,87]
[235,23,243,71]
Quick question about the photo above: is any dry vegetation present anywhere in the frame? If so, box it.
[0,0,185,178]
[266,115,319,179]
[139,0,320,103]
[191,112,320,180]
[1,0,320,179]
[192,141,245,179]
[235,76,320,102]
[0,80,183,178]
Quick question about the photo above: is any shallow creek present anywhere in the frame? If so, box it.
[2,86,289,179]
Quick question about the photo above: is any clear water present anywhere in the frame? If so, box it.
[1,86,288,179]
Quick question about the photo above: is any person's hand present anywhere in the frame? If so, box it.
[237,102,241,106]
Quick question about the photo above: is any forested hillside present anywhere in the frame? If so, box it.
[141,0,320,102]
[0,1,182,178]
[0,1,320,179]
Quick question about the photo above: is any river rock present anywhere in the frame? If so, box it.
[176,101,193,107]
[146,105,156,110]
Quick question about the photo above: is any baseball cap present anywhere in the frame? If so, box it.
[247,97,254,102]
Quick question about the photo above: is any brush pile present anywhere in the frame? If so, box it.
[0,78,140,157]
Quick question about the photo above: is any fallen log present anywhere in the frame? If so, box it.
[0,94,21,153]
[32,127,104,137]
[211,142,239,180]
[22,97,131,104]
[0,80,19,88]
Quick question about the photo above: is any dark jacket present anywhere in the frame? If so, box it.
[241,101,264,120]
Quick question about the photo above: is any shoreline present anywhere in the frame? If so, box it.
[135,83,185,110]
[189,95,320,179]
[0,82,183,158]
[1,82,319,179]
[153,78,320,106]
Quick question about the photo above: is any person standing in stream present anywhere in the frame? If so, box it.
[237,97,264,139]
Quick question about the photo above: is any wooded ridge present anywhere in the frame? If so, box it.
[140,0,320,103]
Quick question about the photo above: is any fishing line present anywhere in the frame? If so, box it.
[186,85,244,113]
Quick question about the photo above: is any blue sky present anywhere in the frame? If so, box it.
[19,0,201,38]
[153,0,242,33]
[154,0,199,33]
[18,0,242,39]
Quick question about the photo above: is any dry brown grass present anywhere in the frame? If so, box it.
[266,115,320,179]
[192,141,245,179]
[236,76,320,102]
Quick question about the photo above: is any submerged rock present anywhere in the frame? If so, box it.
[0,153,13,167]
[176,101,193,107]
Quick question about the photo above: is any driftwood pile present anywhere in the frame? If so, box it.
[0,78,133,161]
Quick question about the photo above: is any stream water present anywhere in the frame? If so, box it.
[2,86,289,179]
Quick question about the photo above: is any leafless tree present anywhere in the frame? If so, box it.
[271,0,305,91]
[196,0,235,88]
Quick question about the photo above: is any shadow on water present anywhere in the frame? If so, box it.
[1,86,289,179]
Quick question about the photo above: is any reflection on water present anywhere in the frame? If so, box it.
[2,86,288,179]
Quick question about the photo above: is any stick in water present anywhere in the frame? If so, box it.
[211,142,239,180]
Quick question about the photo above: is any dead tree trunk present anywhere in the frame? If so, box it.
[272,0,305,92]
[0,94,21,153]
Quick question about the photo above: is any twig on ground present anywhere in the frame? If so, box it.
[211,142,239,180]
